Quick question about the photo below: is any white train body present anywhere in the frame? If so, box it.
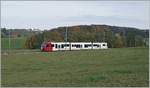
[41,42,108,52]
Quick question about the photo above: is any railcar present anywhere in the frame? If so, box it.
[41,41,108,52]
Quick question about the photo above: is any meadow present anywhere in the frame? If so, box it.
[1,48,149,87]
[1,38,26,49]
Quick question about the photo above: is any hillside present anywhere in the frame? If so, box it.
[1,24,149,49]
[25,24,149,49]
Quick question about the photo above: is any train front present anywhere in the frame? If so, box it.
[41,42,53,52]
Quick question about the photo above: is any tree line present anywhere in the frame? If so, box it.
[24,25,149,49]
[1,28,42,38]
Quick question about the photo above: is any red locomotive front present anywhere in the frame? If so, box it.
[41,41,53,52]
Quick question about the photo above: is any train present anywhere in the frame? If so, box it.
[41,41,108,52]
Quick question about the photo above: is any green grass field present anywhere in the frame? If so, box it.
[1,48,149,87]
[1,38,26,49]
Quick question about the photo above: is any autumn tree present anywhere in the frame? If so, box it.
[114,33,124,48]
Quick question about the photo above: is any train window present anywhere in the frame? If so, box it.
[64,44,66,47]
[85,44,92,48]
[67,44,69,47]
[85,45,88,48]
[51,44,54,47]
[55,44,57,48]
[76,44,82,48]
[72,45,75,47]
[76,45,78,48]
[103,44,106,46]
[61,45,64,48]
[58,45,60,48]
[93,44,99,47]
[64,44,69,47]
[72,44,82,48]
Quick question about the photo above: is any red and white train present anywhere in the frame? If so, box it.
[41,41,108,52]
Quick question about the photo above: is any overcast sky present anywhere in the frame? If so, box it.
[1,1,150,30]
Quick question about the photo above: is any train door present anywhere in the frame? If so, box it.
[99,44,101,49]
[58,44,61,51]
[69,42,71,50]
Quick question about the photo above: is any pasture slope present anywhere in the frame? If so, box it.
[1,47,149,87]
